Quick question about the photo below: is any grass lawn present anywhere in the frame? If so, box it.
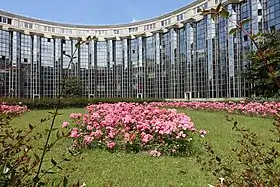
[10,108,275,187]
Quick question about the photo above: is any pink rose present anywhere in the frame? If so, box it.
[62,121,69,128]
[70,128,80,138]
[107,141,116,149]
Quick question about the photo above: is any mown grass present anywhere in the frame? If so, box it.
[10,108,275,187]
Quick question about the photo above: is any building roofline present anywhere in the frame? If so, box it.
[0,0,205,28]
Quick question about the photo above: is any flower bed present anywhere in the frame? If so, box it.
[151,101,280,117]
[0,102,28,116]
[64,102,206,157]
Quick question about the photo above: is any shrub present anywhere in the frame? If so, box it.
[247,96,280,102]
[197,115,280,187]
[0,102,28,116]
[64,102,206,157]
[0,108,82,186]
[151,101,280,117]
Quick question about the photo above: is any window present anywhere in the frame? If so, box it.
[7,18,12,25]
[144,23,156,31]
[129,27,138,33]
[44,26,50,32]
[24,58,28,63]
[258,9,262,16]
[24,22,33,29]
[65,29,72,34]
[243,35,248,41]
[177,14,184,21]
[113,30,120,34]
[95,30,108,35]
[47,38,51,42]
[161,19,171,26]
[0,16,12,25]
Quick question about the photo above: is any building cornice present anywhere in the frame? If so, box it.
[0,0,237,39]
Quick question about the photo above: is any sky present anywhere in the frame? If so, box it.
[1,0,192,25]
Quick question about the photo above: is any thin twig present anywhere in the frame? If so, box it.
[33,46,79,186]
[226,16,280,89]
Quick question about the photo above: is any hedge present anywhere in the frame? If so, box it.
[0,97,165,110]
[2,96,279,110]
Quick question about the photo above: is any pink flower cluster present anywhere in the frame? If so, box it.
[151,101,280,117]
[0,102,28,116]
[64,102,206,156]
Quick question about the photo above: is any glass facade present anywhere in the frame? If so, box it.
[0,0,279,99]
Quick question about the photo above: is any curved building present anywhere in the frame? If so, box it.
[0,0,279,99]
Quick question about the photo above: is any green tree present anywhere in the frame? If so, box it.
[62,76,84,98]
[245,31,280,97]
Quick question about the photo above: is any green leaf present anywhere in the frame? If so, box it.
[17,130,23,134]
[51,158,57,166]
[33,175,40,184]
[40,118,48,123]
[224,167,233,173]
[29,124,34,130]
[51,128,58,132]
[47,111,56,115]
[220,8,229,18]
[240,18,252,26]
[86,35,92,41]
[216,3,222,12]
[216,156,221,162]
[211,14,217,21]
[179,170,186,174]
[75,41,81,48]
[229,28,238,35]
[37,181,46,186]
[63,177,68,187]
[69,149,74,156]
[34,153,40,161]
[56,130,60,139]
[250,32,262,40]
[47,111,63,116]
[232,121,238,130]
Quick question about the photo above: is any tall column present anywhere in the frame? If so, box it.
[228,4,236,98]
[206,15,215,98]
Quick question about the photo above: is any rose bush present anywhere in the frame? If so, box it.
[64,102,206,157]
[0,102,28,116]
[151,101,280,117]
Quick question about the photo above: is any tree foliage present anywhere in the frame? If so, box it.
[62,77,84,98]
[245,31,280,97]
